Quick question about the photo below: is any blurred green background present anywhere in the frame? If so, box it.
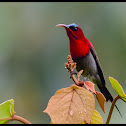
[0,2,126,124]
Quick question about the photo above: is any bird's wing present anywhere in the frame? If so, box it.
[89,46,106,86]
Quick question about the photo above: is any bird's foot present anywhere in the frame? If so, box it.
[70,71,77,78]
[78,81,84,87]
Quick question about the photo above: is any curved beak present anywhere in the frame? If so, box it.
[56,24,68,28]
[56,24,77,40]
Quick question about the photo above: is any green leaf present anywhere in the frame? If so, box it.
[0,99,15,124]
[91,110,103,124]
[109,77,126,102]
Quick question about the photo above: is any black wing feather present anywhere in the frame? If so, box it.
[90,47,106,86]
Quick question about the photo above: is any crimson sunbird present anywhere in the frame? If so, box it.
[56,23,113,102]
[56,23,122,116]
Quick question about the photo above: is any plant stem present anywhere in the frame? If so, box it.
[0,115,31,124]
[11,115,31,124]
[106,95,120,124]
[70,72,79,85]
[65,55,84,87]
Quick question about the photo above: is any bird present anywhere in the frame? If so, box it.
[56,23,121,116]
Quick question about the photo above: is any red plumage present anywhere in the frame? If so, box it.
[70,39,90,58]
[64,25,94,58]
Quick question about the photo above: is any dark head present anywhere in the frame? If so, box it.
[56,23,85,41]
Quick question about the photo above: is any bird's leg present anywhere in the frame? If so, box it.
[86,73,90,81]
[70,71,77,78]
[83,73,90,82]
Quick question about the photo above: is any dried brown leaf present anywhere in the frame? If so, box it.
[43,85,95,124]
[96,91,106,113]
[84,81,96,94]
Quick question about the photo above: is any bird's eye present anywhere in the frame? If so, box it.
[69,26,78,31]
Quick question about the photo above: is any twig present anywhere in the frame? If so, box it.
[11,115,31,124]
[64,55,84,86]
[106,95,120,124]
[0,115,31,124]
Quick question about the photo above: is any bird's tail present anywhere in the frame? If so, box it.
[98,85,122,117]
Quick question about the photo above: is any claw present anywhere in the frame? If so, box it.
[70,71,77,78]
